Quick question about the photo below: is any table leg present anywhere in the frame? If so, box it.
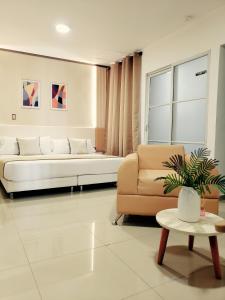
[188,235,194,251]
[209,236,222,279]
[157,228,170,265]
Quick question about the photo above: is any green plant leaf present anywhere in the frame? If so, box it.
[162,173,184,194]
[154,176,166,181]
[155,147,225,196]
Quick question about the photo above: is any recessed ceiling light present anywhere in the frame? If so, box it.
[56,24,71,34]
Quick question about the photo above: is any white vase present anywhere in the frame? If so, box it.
[177,187,201,223]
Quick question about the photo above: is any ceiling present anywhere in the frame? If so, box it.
[0,0,225,66]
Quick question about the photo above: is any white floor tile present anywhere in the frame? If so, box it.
[0,266,41,300]
[20,223,104,263]
[14,202,113,231]
[0,222,28,271]
[0,202,13,225]
[154,273,225,300]
[109,237,181,287]
[11,189,115,219]
[88,222,140,245]
[31,247,147,300]
[123,289,162,300]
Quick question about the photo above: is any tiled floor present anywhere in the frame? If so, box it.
[0,187,225,300]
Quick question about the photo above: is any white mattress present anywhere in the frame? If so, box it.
[2,154,123,182]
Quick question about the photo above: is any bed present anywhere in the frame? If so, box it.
[0,124,123,197]
[0,153,123,197]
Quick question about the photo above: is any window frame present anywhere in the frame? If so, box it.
[145,52,210,151]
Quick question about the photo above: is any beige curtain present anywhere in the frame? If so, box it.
[106,53,141,156]
[106,63,121,155]
[96,67,110,152]
[96,67,109,128]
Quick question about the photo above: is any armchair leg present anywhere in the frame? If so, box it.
[112,214,123,225]
[9,192,14,199]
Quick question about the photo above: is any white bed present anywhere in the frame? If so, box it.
[0,125,123,197]
[0,153,123,196]
[0,124,122,196]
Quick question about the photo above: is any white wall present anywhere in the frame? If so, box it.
[0,50,97,128]
[215,46,225,173]
[141,5,225,159]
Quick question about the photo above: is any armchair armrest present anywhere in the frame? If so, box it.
[117,153,138,195]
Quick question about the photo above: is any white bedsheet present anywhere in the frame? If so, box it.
[1,154,123,182]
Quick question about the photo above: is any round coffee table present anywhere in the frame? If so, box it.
[156,208,224,279]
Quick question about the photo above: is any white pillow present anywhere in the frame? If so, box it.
[0,137,19,155]
[69,138,88,154]
[40,136,53,154]
[52,138,70,154]
[17,137,41,156]
[87,139,96,153]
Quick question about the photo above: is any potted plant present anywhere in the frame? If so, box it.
[155,148,225,222]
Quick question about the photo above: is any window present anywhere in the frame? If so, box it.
[146,55,208,152]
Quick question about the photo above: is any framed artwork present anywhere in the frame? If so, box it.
[22,80,40,108]
[51,82,67,110]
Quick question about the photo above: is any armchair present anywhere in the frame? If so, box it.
[114,144,219,224]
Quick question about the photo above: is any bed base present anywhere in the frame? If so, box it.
[1,173,117,196]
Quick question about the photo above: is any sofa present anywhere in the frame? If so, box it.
[115,144,219,223]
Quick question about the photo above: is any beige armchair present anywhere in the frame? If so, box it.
[114,144,219,224]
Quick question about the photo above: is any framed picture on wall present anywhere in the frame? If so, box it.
[22,80,40,108]
[51,82,67,110]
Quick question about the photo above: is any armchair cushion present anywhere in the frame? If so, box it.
[138,169,180,197]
